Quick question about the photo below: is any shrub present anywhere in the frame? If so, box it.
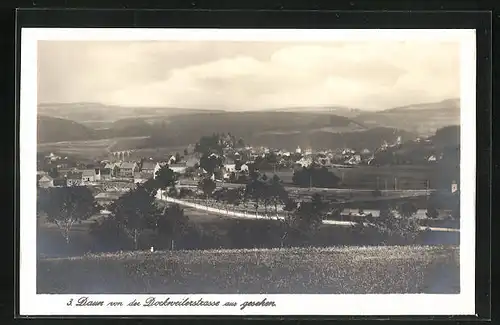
[89,216,132,252]
[352,207,422,245]
[425,205,439,219]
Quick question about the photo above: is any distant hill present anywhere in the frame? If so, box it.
[262,106,362,118]
[354,99,460,137]
[148,111,358,144]
[37,115,96,143]
[37,101,459,151]
[38,102,225,126]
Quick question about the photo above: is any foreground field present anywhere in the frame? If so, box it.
[37,246,459,294]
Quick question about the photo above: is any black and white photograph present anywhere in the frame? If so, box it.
[20,28,476,316]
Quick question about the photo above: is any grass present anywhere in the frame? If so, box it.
[37,245,459,294]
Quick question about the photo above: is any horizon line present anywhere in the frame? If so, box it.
[37,97,460,113]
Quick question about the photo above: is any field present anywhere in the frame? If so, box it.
[37,137,189,161]
[37,137,149,159]
[272,165,434,190]
[37,246,459,294]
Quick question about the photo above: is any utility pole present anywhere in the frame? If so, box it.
[394,177,397,190]
[384,179,388,191]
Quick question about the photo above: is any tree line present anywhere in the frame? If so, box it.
[37,158,460,255]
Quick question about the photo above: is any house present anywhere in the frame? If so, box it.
[66,172,83,187]
[169,155,177,164]
[170,163,187,174]
[295,146,302,154]
[100,168,112,181]
[239,164,249,172]
[95,192,122,207]
[296,157,313,168]
[224,164,236,173]
[134,172,151,184]
[140,161,156,174]
[104,163,120,177]
[81,169,100,182]
[451,181,458,193]
[38,175,54,188]
[427,155,437,162]
[118,162,138,177]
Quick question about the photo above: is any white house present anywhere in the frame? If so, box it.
[296,157,313,168]
[427,155,437,162]
[81,169,101,182]
[295,146,302,154]
[118,162,138,177]
[104,163,119,177]
[141,161,156,174]
[224,164,236,173]
[170,163,187,174]
[38,175,54,188]
[239,164,249,172]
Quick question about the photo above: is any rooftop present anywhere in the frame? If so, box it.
[120,162,137,169]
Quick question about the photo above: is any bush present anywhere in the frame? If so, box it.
[352,207,422,245]
[89,217,133,252]
[425,206,439,219]
[292,165,340,188]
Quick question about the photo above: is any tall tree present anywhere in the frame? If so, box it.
[269,174,288,218]
[37,187,98,244]
[155,165,177,197]
[198,177,216,201]
[199,153,223,176]
[110,184,159,250]
[155,203,190,250]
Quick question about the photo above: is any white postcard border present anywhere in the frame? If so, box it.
[19,28,477,316]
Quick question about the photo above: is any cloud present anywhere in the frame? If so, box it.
[37,40,460,110]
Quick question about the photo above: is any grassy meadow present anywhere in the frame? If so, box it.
[37,246,459,294]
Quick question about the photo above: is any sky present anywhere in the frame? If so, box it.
[37,40,460,111]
